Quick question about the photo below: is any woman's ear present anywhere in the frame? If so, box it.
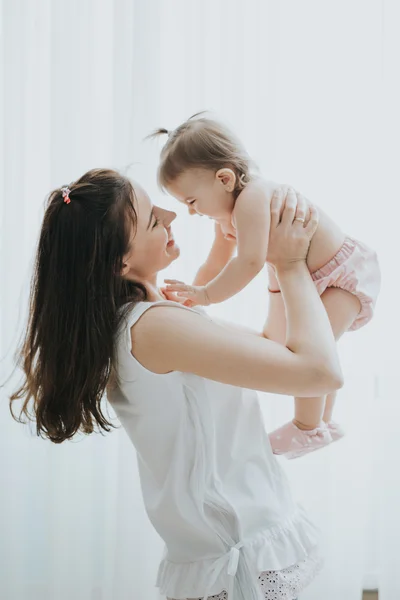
[120,258,131,278]
[216,168,236,193]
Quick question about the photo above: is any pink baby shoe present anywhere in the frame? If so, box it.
[325,420,345,442]
[269,420,333,460]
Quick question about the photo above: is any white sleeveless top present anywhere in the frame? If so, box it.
[107,300,321,600]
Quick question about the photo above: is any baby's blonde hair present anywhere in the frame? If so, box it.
[150,113,256,198]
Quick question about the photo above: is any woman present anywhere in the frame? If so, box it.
[10,169,342,600]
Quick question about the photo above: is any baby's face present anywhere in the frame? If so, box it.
[166,168,234,221]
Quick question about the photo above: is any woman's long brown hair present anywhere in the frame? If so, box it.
[9,168,147,443]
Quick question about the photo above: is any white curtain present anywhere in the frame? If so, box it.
[1,1,399,599]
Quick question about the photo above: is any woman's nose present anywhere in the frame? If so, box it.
[164,210,177,225]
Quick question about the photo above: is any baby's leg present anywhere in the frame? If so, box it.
[262,266,286,344]
[264,271,361,457]
[263,273,328,428]
[323,391,336,423]
[263,280,330,455]
[294,287,361,428]
[264,267,361,422]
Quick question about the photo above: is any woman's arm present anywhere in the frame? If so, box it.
[210,316,264,337]
[131,267,342,398]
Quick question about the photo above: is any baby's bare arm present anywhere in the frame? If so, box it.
[192,222,236,286]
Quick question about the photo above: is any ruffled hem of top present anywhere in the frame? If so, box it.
[156,505,321,599]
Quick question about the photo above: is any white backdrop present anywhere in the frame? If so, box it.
[1,1,399,599]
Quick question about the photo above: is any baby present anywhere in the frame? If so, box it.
[153,114,381,459]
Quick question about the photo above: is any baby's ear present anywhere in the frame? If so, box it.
[216,168,236,192]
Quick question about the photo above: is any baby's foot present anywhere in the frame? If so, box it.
[268,420,333,460]
[325,420,345,442]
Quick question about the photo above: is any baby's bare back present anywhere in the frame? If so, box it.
[307,206,346,272]
[221,179,347,271]
[263,180,346,272]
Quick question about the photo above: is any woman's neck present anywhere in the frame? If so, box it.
[126,273,166,302]
[144,280,167,302]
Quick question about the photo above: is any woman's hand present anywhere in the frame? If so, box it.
[266,187,318,272]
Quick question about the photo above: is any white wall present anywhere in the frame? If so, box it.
[1,1,399,599]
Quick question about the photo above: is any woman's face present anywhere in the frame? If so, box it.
[121,182,179,282]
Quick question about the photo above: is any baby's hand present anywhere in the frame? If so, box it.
[160,287,195,307]
[163,279,211,306]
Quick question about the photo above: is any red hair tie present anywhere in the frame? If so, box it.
[61,186,71,204]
